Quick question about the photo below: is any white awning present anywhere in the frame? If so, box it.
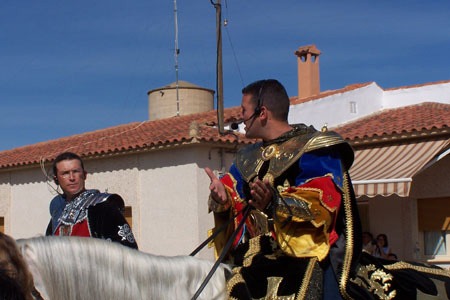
[350,139,449,198]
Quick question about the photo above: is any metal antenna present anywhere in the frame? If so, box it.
[174,0,180,116]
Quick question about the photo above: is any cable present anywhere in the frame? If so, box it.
[223,1,245,87]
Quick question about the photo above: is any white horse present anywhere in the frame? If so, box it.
[17,236,229,300]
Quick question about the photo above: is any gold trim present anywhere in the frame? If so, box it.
[339,173,355,299]
[305,131,346,152]
[227,268,245,300]
[235,130,353,182]
[351,264,396,299]
[255,277,295,300]
[384,261,450,277]
[262,144,279,161]
[263,172,275,186]
[296,257,317,300]
[243,235,263,267]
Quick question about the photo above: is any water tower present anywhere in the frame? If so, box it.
[147,80,215,121]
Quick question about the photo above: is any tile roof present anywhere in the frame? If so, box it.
[1,98,448,170]
[385,79,450,91]
[334,102,450,143]
[0,107,255,169]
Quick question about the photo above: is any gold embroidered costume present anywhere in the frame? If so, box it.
[210,124,361,299]
[209,124,450,299]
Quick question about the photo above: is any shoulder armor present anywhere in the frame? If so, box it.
[235,130,317,181]
[89,192,125,212]
[235,142,264,182]
[235,129,354,182]
[305,130,354,171]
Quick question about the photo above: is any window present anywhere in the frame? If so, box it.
[350,101,357,114]
[424,231,446,256]
[418,197,450,258]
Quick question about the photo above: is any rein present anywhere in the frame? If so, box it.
[189,208,240,257]
[190,205,251,300]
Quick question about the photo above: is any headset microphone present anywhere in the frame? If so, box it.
[230,110,259,130]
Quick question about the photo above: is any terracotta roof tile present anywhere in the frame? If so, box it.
[385,79,450,91]
[0,107,253,169]
[1,99,448,169]
[334,102,450,141]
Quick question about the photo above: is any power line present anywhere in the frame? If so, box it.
[223,0,245,88]
[224,23,245,88]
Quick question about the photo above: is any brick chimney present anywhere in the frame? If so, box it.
[295,44,321,99]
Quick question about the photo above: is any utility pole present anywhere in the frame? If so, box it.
[174,0,180,116]
[212,0,224,134]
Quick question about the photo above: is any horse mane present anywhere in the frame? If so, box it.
[17,236,228,300]
[0,232,34,300]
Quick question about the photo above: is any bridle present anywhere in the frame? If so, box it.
[189,205,251,300]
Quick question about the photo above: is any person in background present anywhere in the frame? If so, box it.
[45,152,138,249]
[362,231,376,255]
[373,233,391,259]
[0,232,35,300]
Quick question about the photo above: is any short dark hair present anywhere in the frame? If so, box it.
[52,152,85,176]
[241,79,290,121]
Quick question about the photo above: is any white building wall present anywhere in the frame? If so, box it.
[364,195,417,262]
[288,83,384,128]
[82,155,141,242]
[0,145,236,261]
[1,80,449,263]
[139,162,200,255]
[383,82,450,109]
[9,168,50,238]
[0,173,12,232]
[289,81,450,130]
[135,146,232,258]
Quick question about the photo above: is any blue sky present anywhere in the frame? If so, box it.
[1,1,449,151]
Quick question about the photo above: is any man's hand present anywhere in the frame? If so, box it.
[205,167,228,204]
[249,178,273,211]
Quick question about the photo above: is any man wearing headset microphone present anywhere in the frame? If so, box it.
[205,79,450,299]
[45,152,138,249]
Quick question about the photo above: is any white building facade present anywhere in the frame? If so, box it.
[1,45,449,266]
